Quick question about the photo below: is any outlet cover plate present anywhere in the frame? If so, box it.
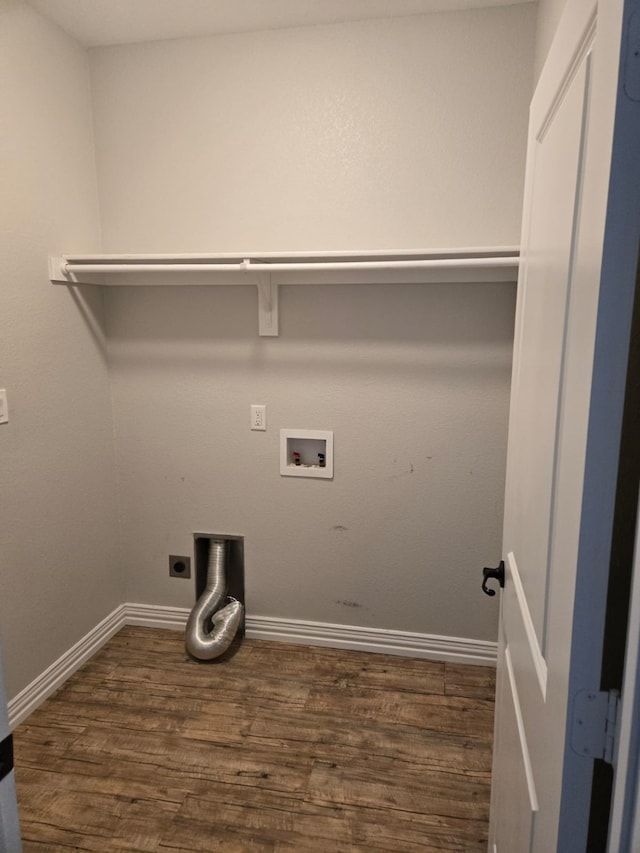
[169,555,191,579]
[250,404,266,431]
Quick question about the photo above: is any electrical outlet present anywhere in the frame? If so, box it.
[250,404,266,431]
[169,555,191,579]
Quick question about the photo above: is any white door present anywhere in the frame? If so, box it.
[488,0,640,850]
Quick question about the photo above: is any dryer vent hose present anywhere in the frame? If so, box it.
[185,539,243,660]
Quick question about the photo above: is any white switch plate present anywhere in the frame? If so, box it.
[0,389,7,424]
[250,404,266,431]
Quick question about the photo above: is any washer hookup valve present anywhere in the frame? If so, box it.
[293,451,302,466]
[318,452,326,468]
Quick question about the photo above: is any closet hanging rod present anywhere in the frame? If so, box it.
[49,248,519,337]
[56,256,518,276]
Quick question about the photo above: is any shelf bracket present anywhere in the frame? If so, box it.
[49,256,73,283]
[257,272,279,337]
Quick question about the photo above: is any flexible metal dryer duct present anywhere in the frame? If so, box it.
[185,538,244,660]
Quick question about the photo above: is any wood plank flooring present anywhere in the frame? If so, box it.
[13,627,496,852]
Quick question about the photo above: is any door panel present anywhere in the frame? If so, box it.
[492,632,535,852]
[490,0,640,847]
[503,553,545,745]
[492,42,592,853]
[504,59,589,650]
[488,0,629,847]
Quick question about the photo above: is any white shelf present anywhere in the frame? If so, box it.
[49,247,519,337]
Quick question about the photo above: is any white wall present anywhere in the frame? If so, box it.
[93,6,534,642]
[90,6,535,252]
[0,1,120,699]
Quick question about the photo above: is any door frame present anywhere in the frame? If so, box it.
[608,482,640,849]
[556,0,640,846]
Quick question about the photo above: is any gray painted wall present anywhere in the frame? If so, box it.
[107,281,516,639]
[93,7,535,642]
[0,3,539,703]
[0,2,120,699]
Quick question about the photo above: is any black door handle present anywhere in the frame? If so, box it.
[0,734,13,783]
[482,561,505,596]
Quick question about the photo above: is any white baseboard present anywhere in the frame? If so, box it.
[9,603,497,729]
[123,602,190,630]
[8,605,127,729]
[119,605,498,666]
[245,614,498,666]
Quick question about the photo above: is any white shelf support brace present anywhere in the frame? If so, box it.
[49,256,71,283]
[257,272,278,336]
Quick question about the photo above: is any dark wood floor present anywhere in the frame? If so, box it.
[13,626,496,852]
